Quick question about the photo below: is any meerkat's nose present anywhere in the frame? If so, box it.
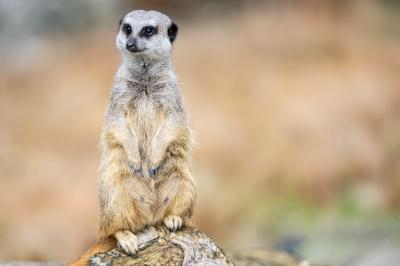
[126,38,138,52]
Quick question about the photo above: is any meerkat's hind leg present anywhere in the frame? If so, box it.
[114,230,139,256]
[164,215,183,231]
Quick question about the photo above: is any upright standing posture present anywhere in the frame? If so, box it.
[99,10,196,254]
[71,10,196,264]
[99,10,196,256]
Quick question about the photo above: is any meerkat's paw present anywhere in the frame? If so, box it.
[149,164,160,177]
[164,215,182,231]
[149,149,165,177]
[129,161,142,177]
[115,230,139,256]
[149,159,164,177]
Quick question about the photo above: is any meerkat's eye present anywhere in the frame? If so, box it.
[122,24,132,35]
[140,26,157,37]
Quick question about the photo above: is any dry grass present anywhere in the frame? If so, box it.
[0,2,399,262]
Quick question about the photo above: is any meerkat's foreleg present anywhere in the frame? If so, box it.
[107,116,142,176]
[149,118,183,177]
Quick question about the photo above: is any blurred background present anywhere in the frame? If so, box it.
[0,0,400,265]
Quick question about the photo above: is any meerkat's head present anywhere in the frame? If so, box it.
[116,10,178,62]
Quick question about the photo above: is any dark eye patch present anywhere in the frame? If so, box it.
[122,23,132,35]
[139,26,157,38]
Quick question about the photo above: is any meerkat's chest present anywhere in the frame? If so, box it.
[128,96,166,136]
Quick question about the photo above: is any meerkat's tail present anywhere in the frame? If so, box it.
[69,238,116,266]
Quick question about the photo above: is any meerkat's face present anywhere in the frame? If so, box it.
[116,10,178,61]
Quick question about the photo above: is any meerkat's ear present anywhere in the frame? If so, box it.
[168,22,178,43]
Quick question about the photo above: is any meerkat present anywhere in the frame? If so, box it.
[71,10,196,264]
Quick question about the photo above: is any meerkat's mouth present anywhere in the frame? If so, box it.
[130,48,147,53]
[126,47,147,54]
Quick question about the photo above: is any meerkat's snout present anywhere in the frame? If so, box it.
[126,37,141,53]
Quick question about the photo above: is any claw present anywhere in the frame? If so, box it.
[149,166,159,177]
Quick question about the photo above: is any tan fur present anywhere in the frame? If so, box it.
[71,10,196,265]
[98,120,196,239]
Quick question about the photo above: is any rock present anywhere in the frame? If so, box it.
[89,226,233,266]
[89,226,317,266]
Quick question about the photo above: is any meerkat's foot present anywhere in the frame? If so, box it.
[164,215,182,231]
[115,230,139,256]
